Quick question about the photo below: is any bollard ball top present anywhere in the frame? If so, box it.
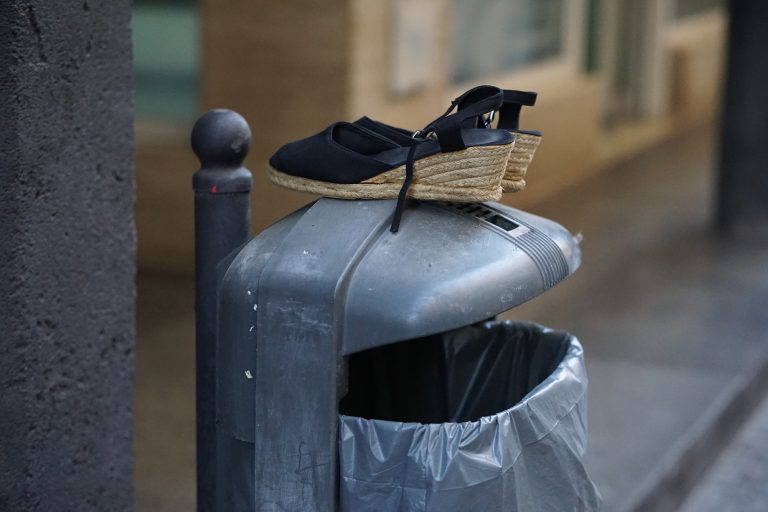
[191,109,252,169]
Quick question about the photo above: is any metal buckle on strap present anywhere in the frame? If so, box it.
[412,128,436,140]
[483,110,496,128]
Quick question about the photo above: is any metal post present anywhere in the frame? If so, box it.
[191,109,252,512]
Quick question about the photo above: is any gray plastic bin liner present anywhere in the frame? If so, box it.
[338,321,601,511]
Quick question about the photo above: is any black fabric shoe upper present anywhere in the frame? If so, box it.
[269,86,514,185]
[355,116,419,147]
[269,123,399,184]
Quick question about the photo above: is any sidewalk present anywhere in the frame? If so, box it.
[678,393,768,512]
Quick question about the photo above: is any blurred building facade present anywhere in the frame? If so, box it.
[133,0,725,273]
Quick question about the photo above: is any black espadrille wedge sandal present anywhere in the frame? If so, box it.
[267,86,514,232]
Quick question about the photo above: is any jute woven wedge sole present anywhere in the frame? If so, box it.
[268,144,512,202]
[502,132,542,192]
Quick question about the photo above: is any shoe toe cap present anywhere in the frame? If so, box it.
[269,134,321,177]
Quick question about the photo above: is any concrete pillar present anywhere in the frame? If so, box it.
[0,1,134,511]
[717,0,768,234]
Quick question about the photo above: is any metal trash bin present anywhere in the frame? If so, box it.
[191,110,600,512]
[339,320,600,511]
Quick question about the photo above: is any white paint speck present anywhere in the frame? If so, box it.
[247,290,252,296]
[302,250,309,255]
[253,304,258,311]
[249,325,254,332]
[244,370,253,379]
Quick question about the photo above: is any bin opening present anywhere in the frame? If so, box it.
[339,321,571,424]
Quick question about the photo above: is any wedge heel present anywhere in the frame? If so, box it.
[267,143,512,202]
[501,132,541,192]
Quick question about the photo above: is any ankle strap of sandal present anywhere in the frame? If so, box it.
[497,90,537,131]
[456,88,537,131]
[418,85,504,153]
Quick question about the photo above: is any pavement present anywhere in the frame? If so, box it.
[678,393,768,512]
[134,275,195,512]
[134,123,768,511]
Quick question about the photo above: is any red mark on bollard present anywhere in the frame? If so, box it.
[211,185,217,193]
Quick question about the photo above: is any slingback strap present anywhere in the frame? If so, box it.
[497,90,537,131]
[456,88,537,131]
[418,85,504,153]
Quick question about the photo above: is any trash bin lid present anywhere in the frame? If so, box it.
[219,198,580,355]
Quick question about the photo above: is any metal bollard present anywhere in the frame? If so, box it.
[191,109,252,512]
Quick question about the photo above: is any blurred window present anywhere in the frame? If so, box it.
[452,0,565,83]
[133,0,199,120]
[585,0,602,72]
[675,0,723,19]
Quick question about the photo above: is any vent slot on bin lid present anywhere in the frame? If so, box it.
[441,201,525,234]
